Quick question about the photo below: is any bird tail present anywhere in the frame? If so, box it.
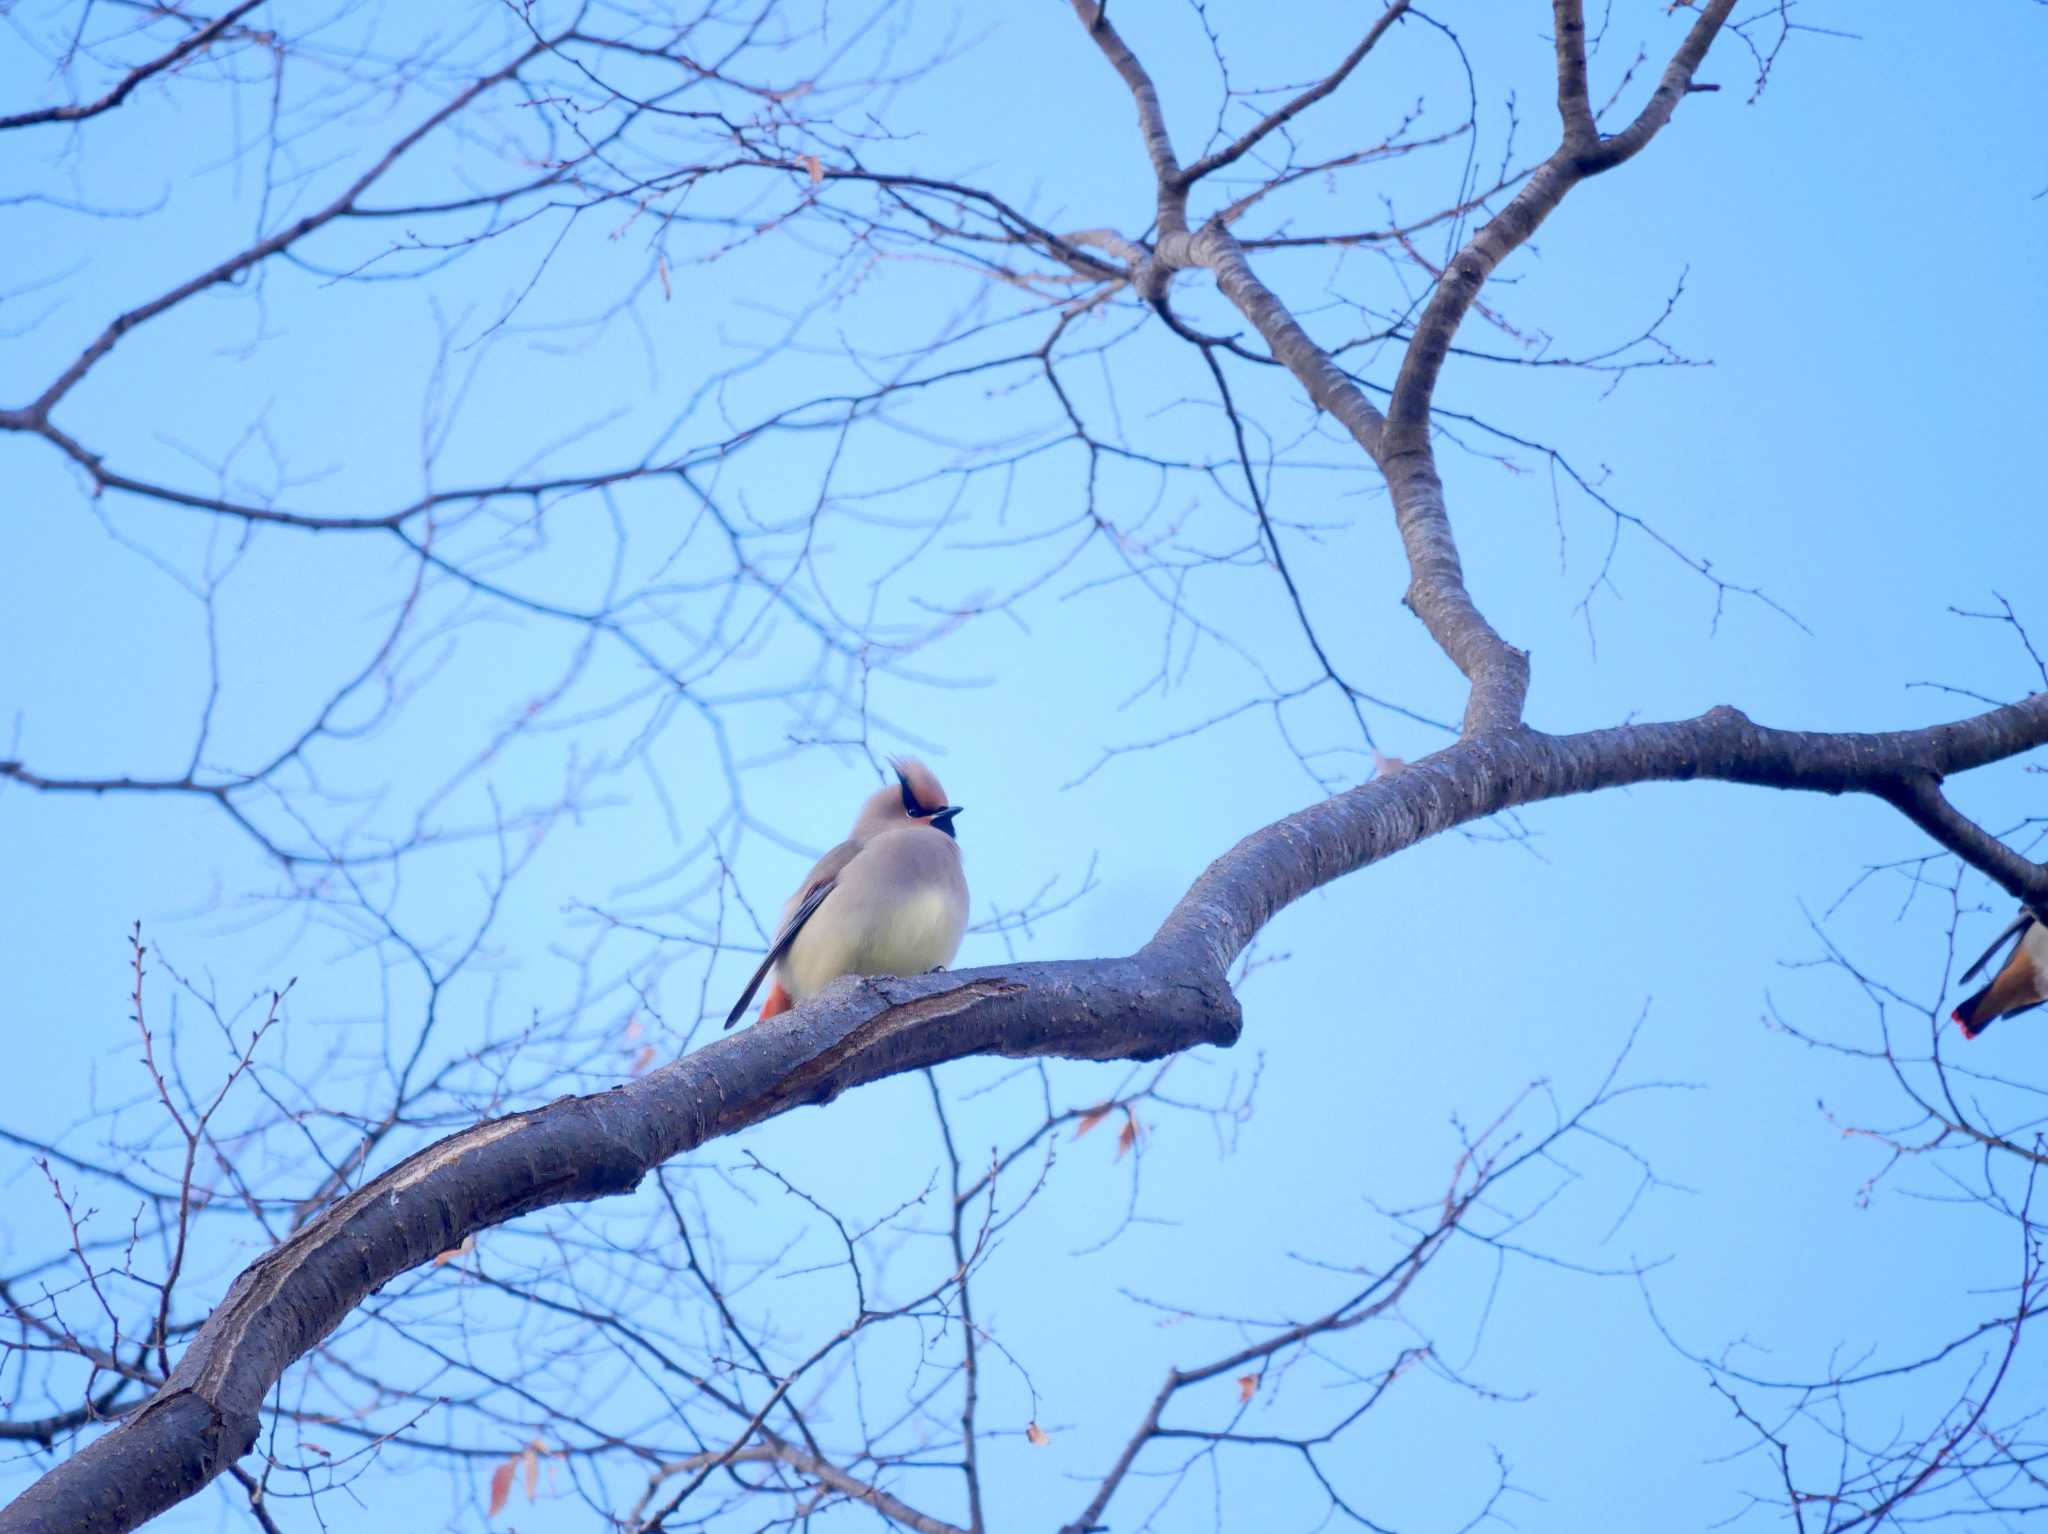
[759,980,794,1020]
[1952,984,1996,1039]
[1952,964,2039,1040]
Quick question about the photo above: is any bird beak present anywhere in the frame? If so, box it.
[930,806,963,838]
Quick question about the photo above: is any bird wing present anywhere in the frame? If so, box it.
[1959,911,2038,986]
[723,840,863,1029]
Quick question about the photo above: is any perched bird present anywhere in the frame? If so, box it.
[1952,906,2048,1039]
[724,758,968,1029]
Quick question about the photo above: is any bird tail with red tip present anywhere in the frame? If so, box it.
[759,980,793,1020]
[1952,986,1994,1040]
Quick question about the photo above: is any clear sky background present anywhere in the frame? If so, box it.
[2,3,2045,1531]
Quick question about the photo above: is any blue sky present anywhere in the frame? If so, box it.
[3,3,2045,1530]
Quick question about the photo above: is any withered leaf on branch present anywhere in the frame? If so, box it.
[486,1459,515,1519]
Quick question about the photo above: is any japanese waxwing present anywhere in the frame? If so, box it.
[724,758,968,1029]
[1952,906,2048,1039]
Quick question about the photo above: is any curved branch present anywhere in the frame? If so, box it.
[1876,772,2048,899]
[1373,0,1736,732]
[0,3,267,133]
[1153,696,2048,976]
[6,691,2044,1533]
[7,35,554,422]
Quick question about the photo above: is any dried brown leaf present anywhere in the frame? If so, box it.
[1073,1102,1113,1138]
[1025,1421,1049,1446]
[487,1458,515,1519]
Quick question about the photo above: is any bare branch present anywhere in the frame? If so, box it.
[7,34,556,421]
[1175,3,1412,189]
[0,2,267,132]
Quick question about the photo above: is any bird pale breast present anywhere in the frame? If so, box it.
[780,827,967,1000]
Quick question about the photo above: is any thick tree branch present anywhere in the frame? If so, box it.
[1553,0,1600,148]
[1376,0,1736,732]
[1875,771,2048,899]
[0,963,1234,1534]
[6,691,2043,1534]
[1152,696,2048,978]
[1067,0,1185,240]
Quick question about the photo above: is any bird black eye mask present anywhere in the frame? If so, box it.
[898,772,926,818]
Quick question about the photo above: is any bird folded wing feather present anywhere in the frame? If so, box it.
[723,840,862,1029]
[1958,910,2036,986]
